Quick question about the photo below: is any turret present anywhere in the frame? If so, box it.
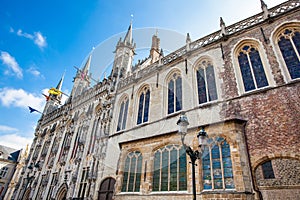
[71,54,92,97]
[111,22,136,82]
[150,32,161,64]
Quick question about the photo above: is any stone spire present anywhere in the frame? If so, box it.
[260,0,270,19]
[123,21,133,46]
[56,71,64,92]
[82,54,92,76]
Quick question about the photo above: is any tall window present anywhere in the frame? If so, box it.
[117,97,129,131]
[47,172,59,199]
[78,168,89,198]
[137,87,150,125]
[121,151,142,192]
[152,145,187,192]
[237,45,268,92]
[277,28,300,80]
[168,73,182,114]
[202,137,234,190]
[196,60,218,104]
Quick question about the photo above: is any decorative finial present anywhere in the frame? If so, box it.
[260,0,270,19]
[220,17,227,36]
[186,33,191,51]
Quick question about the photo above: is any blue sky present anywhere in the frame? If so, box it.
[0,0,286,150]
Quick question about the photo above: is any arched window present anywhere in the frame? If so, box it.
[98,178,115,200]
[152,145,187,191]
[196,60,218,104]
[168,73,182,114]
[117,97,129,131]
[277,28,300,80]
[121,151,143,192]
[237,44,268,92]
[137,87,150,125]
[202,137,234,190]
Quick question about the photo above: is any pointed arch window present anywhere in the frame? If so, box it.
[196,60,218,104]
[121,151,143,192]
[152,145,187,192]
[168,73,182,114]
[117,97,129,131]
[277,28,300,80]
[202,137,234,190]
[237,45,268,92]
[137,87,150,125]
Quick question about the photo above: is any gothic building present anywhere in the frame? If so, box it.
[10,1,300,199]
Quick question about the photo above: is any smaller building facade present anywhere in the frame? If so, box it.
[0,145,22,199]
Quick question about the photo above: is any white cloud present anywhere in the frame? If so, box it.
[27,66,44,78]
[0,51,23,79]
[0,125,18,133]
[15,29,47,49]
[34,32,47,48]
[0,133,32,151]
[0,87,45,111]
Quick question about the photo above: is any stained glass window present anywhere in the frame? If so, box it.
[121,151,142,192]
[261,160,275,179]
[137,87,150,125]
[117,98,129,131]
[278,28,300,79]
[152,145,187,192]
[196,60,218,104]
[168,73,182,114]
[202,137,234,190]
[237,45,268,92]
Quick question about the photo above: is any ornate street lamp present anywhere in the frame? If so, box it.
[177,112,208,200]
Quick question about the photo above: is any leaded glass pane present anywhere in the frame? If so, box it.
[168,80,175,114]
[212,145,222,189]
[135,155,142,192]
[137,93,144,125]
[249,48,268,88]
[202,146,212,189]
[222,141,234,189]
[117,102,124,131]
[206,64,218,101]
[143,90,150,122]
[279,36,300,79]
[122,100,129,130]
[175,77,182,112]
[121,157,130,192]
[153,151,161,191]
[238,52,255,91]
[169,149,178,191]
[161,150,169,191]
[179,147,187,190]
[197,68,207,104]
[128,156,136,192]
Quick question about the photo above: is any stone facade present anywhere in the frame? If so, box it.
[10,1,300,200]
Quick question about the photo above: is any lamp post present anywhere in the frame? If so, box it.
[177,112,208,200]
